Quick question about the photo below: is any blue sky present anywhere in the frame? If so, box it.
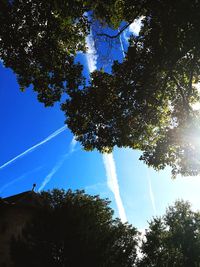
[1,22,200,230]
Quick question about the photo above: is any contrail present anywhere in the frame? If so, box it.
[38,137,77,192]
[86,31,98,73]
[146,168,156,215]
[118,29,125,57]
[85,30,127,222]
[69,136,78,153]
[0,126,66,170]
[116,31,158,221]
[118,28,156,218]
[103,153,127,223]
[38,156,66,192]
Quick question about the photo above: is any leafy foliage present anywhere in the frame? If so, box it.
[138,200,200,267]
[9,191,200,266]
[0,0,124,106]
[64,0,200,176]
[10,189,138,267]
[0,0,89,105]
[1,1,200,176]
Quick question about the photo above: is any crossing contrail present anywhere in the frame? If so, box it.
[118,29,125,57]
[119,25,156,219]
[146,168,156,215]
[0,126,66,170]
[86,30,98,73]
[38,137,77,192]
[85,31,127,222]
[103,153,127,223]
[38,155,66,192]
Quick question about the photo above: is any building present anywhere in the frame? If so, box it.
[0,190,44,267]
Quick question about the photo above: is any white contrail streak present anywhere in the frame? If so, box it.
[118,29,125,57]
[0,126,66,170]
[69,136,77,153]
[38,137,77,192]
[85,30,127,222]
[86,31,98,73]
[146,168,156,215]
[103,153,127,223]
[119,28,157,218]
[121,22,158,218]
[38,156,66,192]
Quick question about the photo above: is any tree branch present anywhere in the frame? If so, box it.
[97,22,133,39]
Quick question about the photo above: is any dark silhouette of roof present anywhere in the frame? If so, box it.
[1,191,44,208]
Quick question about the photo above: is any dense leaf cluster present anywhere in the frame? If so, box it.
[64,0,200,177]
[1,0,200,176]
[10,189,138,267]
[138,201,200,267]
[9,190,200,267]
[0,0,90,105]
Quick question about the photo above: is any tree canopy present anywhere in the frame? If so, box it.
[1,0,200,176]
[9,190,200,267]
[0,0,91,105]
[64,0,200,177]
[138,200,200,267]
[10,189,138,267]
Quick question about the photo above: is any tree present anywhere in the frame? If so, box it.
[10,189,138,267]
[0,0,123,106]
[2,1,200,177]
[63,0,200,177]
[138,200,200,267]
[0,0,90,106]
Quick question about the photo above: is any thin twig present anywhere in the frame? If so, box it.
[97,22,133,39]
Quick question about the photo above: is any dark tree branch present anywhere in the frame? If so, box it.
[97,22,133,39]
